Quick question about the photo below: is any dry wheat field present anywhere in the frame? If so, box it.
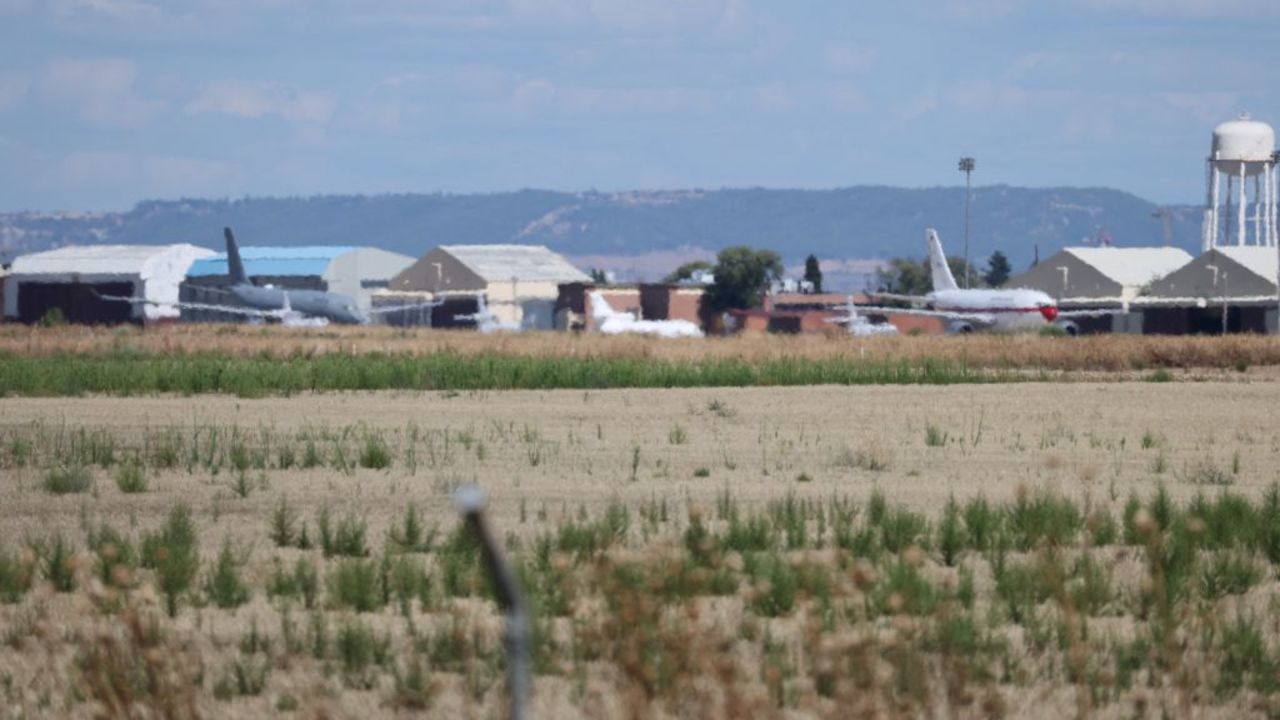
[5,323,1280,372]
[3,382,1280,718]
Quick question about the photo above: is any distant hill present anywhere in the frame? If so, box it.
[0,187,1201,280]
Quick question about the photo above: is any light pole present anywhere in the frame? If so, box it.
[958,157,976,288]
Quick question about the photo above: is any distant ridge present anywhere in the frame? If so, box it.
[0,186,1201,274]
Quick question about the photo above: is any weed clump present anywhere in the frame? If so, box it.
[43,465,92,494]
[142,505,200,617]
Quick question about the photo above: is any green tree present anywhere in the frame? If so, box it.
[983,250,1012,287]
[705,247,783,311]
[588,268,608,284]
[662,260,714,284]
[876,256,983,295]
[803,254,823,293]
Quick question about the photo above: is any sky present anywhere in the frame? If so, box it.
[0,0,1277,212]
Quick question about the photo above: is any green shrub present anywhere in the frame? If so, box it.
[143,505,200,617]
[1199,550,1262,599]
[336,620,390,687]
[37,534,77,592]
[1216,614,1278,697]
[874,560,938,617]
[924,424,948,447]
[205,540,250,609]
[393,657,434,710]
[213,657,269,699]
[113,462,148,494]
[359,433,392,470]
[1007,489,1080,550]
[43,465,92,495]
[0,547,34,602]
[750,554,797,618]
[269,496,297,548]
[962,496,1001,552]
[389,504,434,553]
[328,559,382,612]
[88,524,136,588]
[1069,554,1115,616]
[319,508,368,558]
[938,496,964,566]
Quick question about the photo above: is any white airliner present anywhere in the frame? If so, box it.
[588,291,704,338]
[863,229,1111,335]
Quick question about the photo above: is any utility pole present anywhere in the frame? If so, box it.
[958,157,976,289]
[1151,208,1173,247]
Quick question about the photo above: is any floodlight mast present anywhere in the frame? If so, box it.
[958,157,976,289]
[453,485,531,720]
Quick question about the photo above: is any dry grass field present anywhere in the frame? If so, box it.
[4,322,1280,372]
[2,382,1280,718]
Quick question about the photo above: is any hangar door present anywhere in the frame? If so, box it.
[17,281,136,325]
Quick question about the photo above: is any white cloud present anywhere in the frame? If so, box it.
[43,57,160,128]
[52,0,164,22]
[187,81,336,125]
[504,0,745,33]
[823,42,875,74]
[1075,0,1280,16]
[49,150,241,196]
[0,71,29,111]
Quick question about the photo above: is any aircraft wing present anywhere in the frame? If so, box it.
[366,300,444,315]
[854,304,995,325]
[93,292,288,320]
[865,292,931,305]
[1056,308,1127,318]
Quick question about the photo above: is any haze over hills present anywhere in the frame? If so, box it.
[0,186,1201,287]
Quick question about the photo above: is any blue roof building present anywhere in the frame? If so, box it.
[181,245,415,318]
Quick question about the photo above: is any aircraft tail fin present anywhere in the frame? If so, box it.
[224,227,248,285]
[588,291,620,323]
[925,228,958,292]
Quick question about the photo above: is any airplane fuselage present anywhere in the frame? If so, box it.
[928,288,1059,332]
[231,284,368,325]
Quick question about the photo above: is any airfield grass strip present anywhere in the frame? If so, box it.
[0,351,1009,397]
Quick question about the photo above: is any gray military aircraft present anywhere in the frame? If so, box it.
[98,228,440,325]
[217,227,367,324]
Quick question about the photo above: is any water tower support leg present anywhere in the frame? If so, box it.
[1239,162,1248,247]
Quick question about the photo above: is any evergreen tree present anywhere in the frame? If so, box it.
[803,254,823,293]
[983,251,1012,287]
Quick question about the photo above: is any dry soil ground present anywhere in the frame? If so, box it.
[2,383,1279,718]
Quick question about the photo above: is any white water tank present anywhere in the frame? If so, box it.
[1212,114,1275,176]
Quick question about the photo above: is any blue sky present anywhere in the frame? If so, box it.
[1,0,1277,211]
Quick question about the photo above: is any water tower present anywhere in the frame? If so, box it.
[1202,113,1278,250]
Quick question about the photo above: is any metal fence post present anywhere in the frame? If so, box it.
[453,484,530,720]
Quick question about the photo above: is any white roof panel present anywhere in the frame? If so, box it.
[1062,247,1192,288]
[1217,246,1279,281]
[440,244,590,284]
[12,244,213,276]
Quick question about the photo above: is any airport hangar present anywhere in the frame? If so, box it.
[180,245,414,323]
[375,244,590,329]
[1005,247,1192,334]
[1131,246,1280,334]
[2,244,215,325]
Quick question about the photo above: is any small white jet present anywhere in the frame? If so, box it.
[588,291,703,338]
[825,297,899,336]
[862,229,1112,335]
[453,294,521,333]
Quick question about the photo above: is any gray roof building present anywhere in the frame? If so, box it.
[1006,247,1192,307]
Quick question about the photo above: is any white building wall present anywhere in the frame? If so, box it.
[323,248,415,311]
[486,279,560,329]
